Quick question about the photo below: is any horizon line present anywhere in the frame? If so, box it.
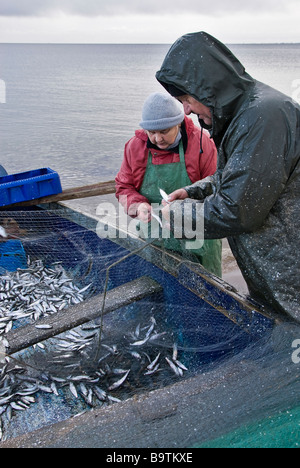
[1,41,300,46]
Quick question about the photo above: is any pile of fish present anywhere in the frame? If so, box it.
[0,259,188,442]
[0,258,93,335]
[47,315,188,396]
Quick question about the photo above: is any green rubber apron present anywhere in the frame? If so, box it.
[138,140,222,276]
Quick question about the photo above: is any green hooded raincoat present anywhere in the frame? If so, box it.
[156,32,300,322]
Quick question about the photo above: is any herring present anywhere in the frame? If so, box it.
[108,370,130,391]
[35,324,53,330]
[159,188,171,204]
[0,306,189,441]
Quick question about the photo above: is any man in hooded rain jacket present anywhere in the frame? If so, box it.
[156,31,300,323]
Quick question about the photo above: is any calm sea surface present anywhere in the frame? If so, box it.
[0,43,300,189]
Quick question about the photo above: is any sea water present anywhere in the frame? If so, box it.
[0,43,299,188]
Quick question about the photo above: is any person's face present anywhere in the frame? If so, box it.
[146,125,180,150]
[178,95,212,127]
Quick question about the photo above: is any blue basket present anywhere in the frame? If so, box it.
[0,240,28,274]
[0,168,62,207]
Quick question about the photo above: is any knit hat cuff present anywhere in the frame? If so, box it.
[140,114,184,131]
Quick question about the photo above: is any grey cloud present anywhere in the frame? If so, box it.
[0,0,291,17]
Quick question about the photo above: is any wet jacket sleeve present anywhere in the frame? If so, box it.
[173,103,293,239]
[115,142,150,217]
[185,174,217,200]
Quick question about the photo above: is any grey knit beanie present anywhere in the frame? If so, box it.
[139,93,185,131]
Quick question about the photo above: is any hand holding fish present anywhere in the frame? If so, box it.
[161,188,189,221]
[137,202,163,227]
[137,202,152,223]
[164,188,189,204]
[159,189,171,205]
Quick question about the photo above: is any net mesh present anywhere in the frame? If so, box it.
[0,207,299,448]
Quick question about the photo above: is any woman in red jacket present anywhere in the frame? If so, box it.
[115,93,222,276]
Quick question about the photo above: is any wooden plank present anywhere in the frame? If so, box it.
[0,180,116,210]
[4,276,162,356]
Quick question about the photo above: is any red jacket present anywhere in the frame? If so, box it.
[115,116,217,214]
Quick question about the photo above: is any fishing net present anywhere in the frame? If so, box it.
[0,206,299,448]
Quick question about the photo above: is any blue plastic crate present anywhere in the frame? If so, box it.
[0,168,62,207]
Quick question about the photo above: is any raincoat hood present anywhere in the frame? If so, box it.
[156,31,255,141]
[157,32,300,322]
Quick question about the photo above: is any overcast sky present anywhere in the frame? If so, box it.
[0,0,299,44]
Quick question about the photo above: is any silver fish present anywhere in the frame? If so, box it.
[108,370,130,391]
[107,395,122,404]
[77,284,93,295]
[35,324,53,330]
[51,376,66,383]
[102,344,118,354]
[165,357,182,377]
[0,259,91,330]
[37,384,52,394]
[172,343,178,361]
[129,351,142,360]
[151,212,163,228]
[10,401,26,411]
[0,303,191,443]
[93,386,107,402]
[159,188,171,204]
[173,359,188,371]
[50,382,59,396]
[130,336,150,347]
[69,382,78,399]
[147,353,161,371]
[144,363,160,376]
